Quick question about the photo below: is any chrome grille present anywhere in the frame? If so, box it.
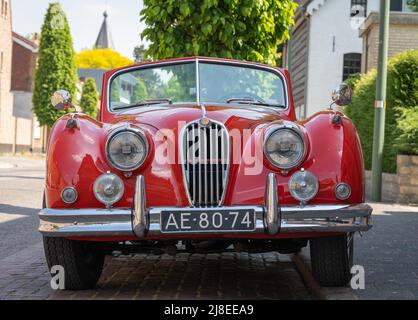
[181,120,230,207]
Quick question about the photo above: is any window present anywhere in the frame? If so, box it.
[343,53,362,81]
[390,0,403,11]
[109,61,287,110]
[351,0,367,17]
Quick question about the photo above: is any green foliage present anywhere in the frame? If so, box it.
[407,0,418,12]
[133,45,150,63]
[76,49,133,69]
[344,70,378,171]
[344,50,418,173]
[395,107,418,155]
[344,73,361,91]
[32,3,78,127]
[131,79,148,103]
[80,78,99,118]
[110,79,120,102]
[140,0,297,65]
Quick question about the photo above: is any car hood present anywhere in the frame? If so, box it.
[109,104,285,131]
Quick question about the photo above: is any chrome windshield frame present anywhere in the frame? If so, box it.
[106,57,289,114]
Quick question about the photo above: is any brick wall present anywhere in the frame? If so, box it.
[365,155,418,204]
[360,12,418,72]
[11,39,37,91]
[0,0,15,148]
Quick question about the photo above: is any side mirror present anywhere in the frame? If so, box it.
[51,90,72,110]
[331,83,352,107]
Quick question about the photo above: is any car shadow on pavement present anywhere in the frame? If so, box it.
[0,203,40,216]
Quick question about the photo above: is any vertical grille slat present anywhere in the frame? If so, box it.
[182,120,229,207]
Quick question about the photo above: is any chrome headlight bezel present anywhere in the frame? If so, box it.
[105,128,149,172]
[263,125,307,170]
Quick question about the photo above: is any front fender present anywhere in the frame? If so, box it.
[227,110,365,205]
[45,113,190,209]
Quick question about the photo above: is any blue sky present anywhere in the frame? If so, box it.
[11,0,146,59]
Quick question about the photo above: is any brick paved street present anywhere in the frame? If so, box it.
[0,242,310,300]
[354,203,418,300]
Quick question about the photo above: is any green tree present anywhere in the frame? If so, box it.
[133,44,150,63]
[80,78,99,118]
[407,0,418,11]
[344,50,418,173]
[140,0,297,65]
[33,3,78,127]
[131,79,148,103]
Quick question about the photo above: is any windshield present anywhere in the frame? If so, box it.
[109,61,286,110]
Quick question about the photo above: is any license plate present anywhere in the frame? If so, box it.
[160,209,256,233]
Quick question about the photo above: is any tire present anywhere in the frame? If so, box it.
[42,190,104,290]
[310,233,353,287]
[43,237,105,290]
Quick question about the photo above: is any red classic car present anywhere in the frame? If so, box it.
[39,57,372,289]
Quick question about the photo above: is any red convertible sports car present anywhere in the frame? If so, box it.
[39,57,372,289]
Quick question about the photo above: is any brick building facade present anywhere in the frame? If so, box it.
[11,32,40,152]
[0,0,41,153]
[0,0,15,153]
[360,11,418,72]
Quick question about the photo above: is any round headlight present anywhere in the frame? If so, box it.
[93,173,124,206]
[288,169,318,202]
[264,128,305,169]
[106,130,148,171]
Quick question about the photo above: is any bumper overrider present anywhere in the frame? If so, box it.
[38,174,372,238]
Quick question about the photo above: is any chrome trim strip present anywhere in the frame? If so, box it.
[132,175,148,237]
[106,57,289,113]
[38,208,133,237]
[196,58,200,103]
[38,203,372,237]
[265,173,280,235]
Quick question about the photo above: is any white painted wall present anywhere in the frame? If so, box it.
[305,0,380,116]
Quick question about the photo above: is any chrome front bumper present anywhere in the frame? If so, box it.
[39,174,372,238]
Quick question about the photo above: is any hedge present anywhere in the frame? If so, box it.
[344,50,418,173]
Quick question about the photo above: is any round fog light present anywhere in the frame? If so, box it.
[93,173,124,207]
[289,169,319,202]
[61,187,78,204]
[335,183,351,200]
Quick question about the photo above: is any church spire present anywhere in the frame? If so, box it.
[94,10,115,50]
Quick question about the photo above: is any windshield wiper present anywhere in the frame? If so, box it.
[226,97,285,108]
[113,99,172,110]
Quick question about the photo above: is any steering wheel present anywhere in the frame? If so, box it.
[217,92,265,104]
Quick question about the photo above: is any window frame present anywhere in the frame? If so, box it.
[106,58,289,113]
[350,0,368,18]
[342,53,362,81]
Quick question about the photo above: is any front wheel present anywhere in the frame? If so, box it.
[309,233,353,287]
[43,236,105,290]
